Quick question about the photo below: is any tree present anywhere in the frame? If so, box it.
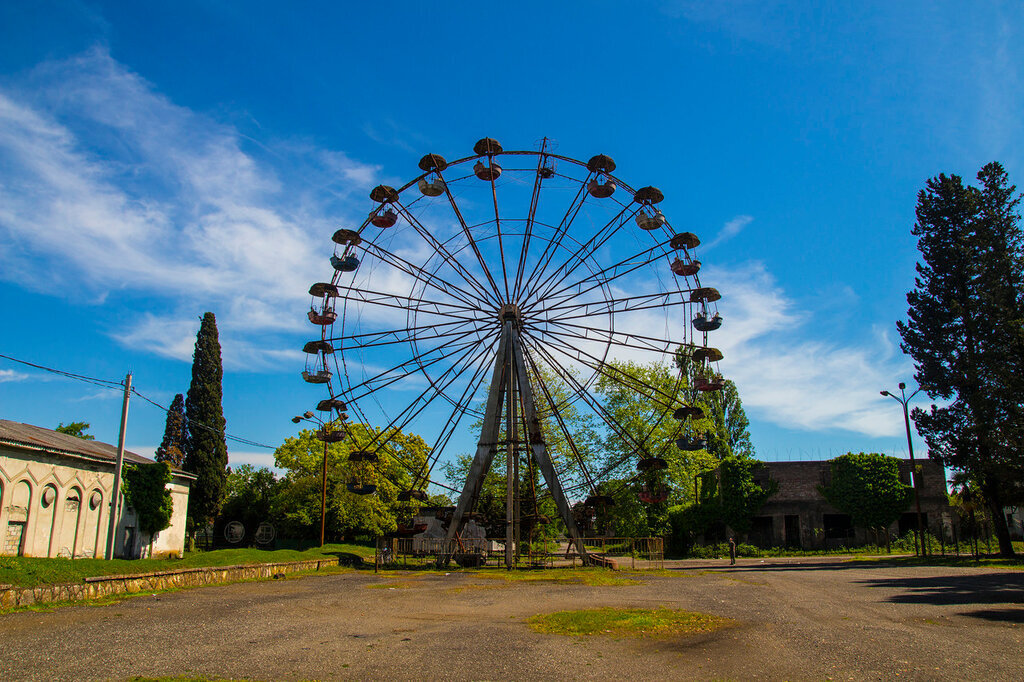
[217,464,284,543]
[273,423,428,540]
[717,456,776,534]
[897,162,1024,556]
[819,453,912,547]
[155,393,186,467]
[702,379,755,460]
[56,421,94,440]
[596,360,718,507]
[183,312,229,531]
[122,462,174,557]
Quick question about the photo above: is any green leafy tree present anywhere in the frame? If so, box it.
[56,421,94,440]
[596,360,717,507]
[703,379,754,460]
[183,312,229,531]
[718,456,776,534]
[217,464,284,542]
[819,453,912,545]
[273,423,428,540]
[897,162,1024,556]
[122,462,174,557]
[155,393,187,468]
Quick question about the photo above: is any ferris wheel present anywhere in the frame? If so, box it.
[301,137,724,564]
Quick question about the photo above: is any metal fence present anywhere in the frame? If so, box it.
[374,536,664,570]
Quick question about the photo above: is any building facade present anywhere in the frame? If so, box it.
[747,459,951,549]
[0,420,194,559]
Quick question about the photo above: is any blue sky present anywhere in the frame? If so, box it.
[1,1,1021,480]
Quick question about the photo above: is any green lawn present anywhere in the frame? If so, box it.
[0,543,374,588]
[528,607,732,637]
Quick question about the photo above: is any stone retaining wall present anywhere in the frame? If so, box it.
[0,557,340,609]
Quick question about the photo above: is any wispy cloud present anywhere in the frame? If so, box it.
[708,262,912,437]
[703,214,753,251]
[0,47,380,370]
[0,369,30,383]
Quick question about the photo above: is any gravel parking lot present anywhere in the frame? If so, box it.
[1,556,1021,681]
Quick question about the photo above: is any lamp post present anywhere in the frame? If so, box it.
[880,382,926,556]
[292,410,332,547]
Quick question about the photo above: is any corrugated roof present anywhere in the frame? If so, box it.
[0,419,193,477]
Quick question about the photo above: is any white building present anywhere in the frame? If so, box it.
[0,420,194,559]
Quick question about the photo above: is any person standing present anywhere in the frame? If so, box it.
[728,537,736,565]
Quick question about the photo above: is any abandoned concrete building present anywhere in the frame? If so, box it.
[0,420,194,559]
[745,459,951,549]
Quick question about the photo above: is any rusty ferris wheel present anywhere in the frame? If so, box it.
[301,138,724,565]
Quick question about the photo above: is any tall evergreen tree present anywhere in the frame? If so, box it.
[897,162,1023,556]
[183,312,229,530]
[155,393,187,468]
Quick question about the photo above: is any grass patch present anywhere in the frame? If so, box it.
[0,543,372,588]
[528,607,731,638]
[473,567,641,586]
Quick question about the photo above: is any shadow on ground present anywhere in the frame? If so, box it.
[855,572,1024,606]
[960,607,1024,623]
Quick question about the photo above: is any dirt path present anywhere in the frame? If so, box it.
[1,557,1021,681]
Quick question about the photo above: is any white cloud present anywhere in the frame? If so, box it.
[227,450,281,471]
[708,262,912,437]
[704,215,753,251]
[0,369,29,383]
[0,48,380,370]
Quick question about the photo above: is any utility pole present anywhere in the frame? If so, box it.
[105,372,132,560]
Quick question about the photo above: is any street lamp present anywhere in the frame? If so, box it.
[880,382,926,556]
[292,410,343,547]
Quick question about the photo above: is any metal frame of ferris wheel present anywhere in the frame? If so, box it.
[301,137,725,568]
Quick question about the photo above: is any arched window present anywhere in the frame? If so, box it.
[4,480,32,556]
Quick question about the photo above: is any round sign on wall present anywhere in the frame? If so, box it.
[254,522,276,545]
[224,521,245,543]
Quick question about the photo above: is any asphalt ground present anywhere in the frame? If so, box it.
[0,556,1022,681]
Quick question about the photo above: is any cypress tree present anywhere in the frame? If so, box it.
[183,312,229,531]
[155,393,187,468]
[897,162,1023,557]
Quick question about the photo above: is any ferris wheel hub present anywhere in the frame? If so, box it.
[498,303,522,322]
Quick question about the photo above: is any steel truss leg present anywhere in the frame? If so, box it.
[443,321,590,566]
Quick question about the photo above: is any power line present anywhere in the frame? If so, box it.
[0,352,275,450]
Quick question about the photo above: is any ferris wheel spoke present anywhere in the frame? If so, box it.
[517,178,591,303]
[529,320,679,356]
[409,338,497,488]
[511,144,550,302]
[359,239,484,309]
[529,240,670,309]
[354,335,494,456]
[521,202,639,309]
[336,286,491,325]
[364,339,496,494]
[520,332,656,460]
[343,331,484,401]
[534,332,679,407]
[394,199,503,308]
[538,290,695,322]
[326,319,475,348]
[329,321,481,352]
[432,172,506,304]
